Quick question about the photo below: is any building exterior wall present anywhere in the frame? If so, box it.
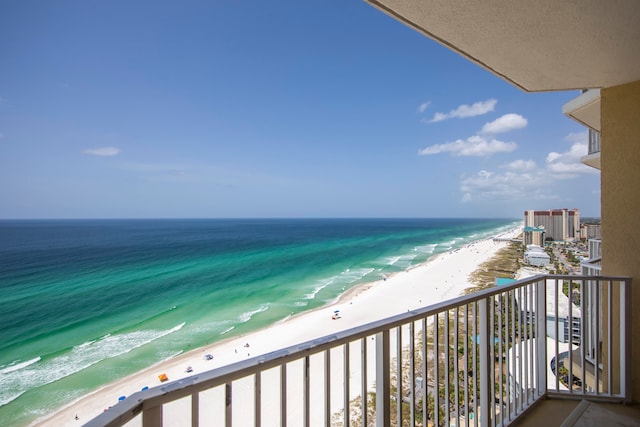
[580,224,601,239]
[601,79,640,400]
[524,209,580,241]
[525,253,550,266]
[523,226,545,246]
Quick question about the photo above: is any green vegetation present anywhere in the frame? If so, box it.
[466,241,523,294]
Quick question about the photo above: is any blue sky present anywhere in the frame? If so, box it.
[0,1,600,219]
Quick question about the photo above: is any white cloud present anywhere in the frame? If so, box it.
[417,101,431,113]
[460,169,556,202]
[457,132,598,203]
[84,146,121,156]
[481,113,527,134]
[418,135,517,157]
[429,98,497,123]
[547,152,561,162]
[503,159,536,171]
[545,134,596,178]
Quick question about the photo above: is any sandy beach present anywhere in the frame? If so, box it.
[34,228,520,426]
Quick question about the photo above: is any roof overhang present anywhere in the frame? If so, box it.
[365,0,640,92]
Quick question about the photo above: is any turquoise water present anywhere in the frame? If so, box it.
[0,218,518,426]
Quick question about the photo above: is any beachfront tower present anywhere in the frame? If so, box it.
[524,209,580,242]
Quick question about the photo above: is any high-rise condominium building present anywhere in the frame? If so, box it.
[524,208,580,242]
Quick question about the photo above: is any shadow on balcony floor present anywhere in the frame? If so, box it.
[512,399,640,427]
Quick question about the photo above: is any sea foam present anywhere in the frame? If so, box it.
[0,323,185,408]
[0,356,41,375]
[238,304,270,323]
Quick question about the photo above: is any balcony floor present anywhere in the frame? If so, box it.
[512,398,640,427]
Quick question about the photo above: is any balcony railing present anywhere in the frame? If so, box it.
[85,275,631,427]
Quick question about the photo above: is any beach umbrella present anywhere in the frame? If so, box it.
[118,396,126,401]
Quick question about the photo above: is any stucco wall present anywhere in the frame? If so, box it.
[601,79,640,401]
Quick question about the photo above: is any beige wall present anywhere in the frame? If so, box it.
[600,79,640,401]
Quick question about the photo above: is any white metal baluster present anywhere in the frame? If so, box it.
[280,365,287,427]
[396,327,402,425]
[254,374,260,427]
[444,310,450,427]
[568,280,574,396]
[376,330,390,427]
[536,278,547,397]
[595,279,600,395]
[454,307,459,427]
[422,318,428,426]
[325,349,331,426]
[192,392,199,427]
[464,304,469,427]
[497,295,503,427]
[472,302,478,427]
[410,321,416,426]
[621,279,631,402]
[225,383,232,427]
[361,337,368,427]
[523,287,528,405]
[553,280,559,392]
[344,343,350,427]
[580,280,586,395]
[518,286,524,412]
[479,298,490,427]
[143,405,162,427]
[304,356,310,427]
[434,313,440,427]
[510,288,517,414]
[505,291,511,422]
[527,284,533,402]
[489,297,495,427]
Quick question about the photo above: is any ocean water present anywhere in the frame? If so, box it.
[0,218,517,426]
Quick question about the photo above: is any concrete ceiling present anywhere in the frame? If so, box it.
[366,0,640,92]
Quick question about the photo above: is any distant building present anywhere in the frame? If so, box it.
[524,209,580,242]
[523,226,546,246]
[524,245,551,266]
[579,223,601,239]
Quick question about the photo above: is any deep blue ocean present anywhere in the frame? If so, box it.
[0,218,517,426]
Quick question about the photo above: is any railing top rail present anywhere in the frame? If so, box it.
[85,274,631,427]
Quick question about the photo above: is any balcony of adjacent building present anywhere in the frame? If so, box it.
[84,274,635,427]
[562,89,601,170]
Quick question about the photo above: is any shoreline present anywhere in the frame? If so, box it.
[33,227,520,426]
